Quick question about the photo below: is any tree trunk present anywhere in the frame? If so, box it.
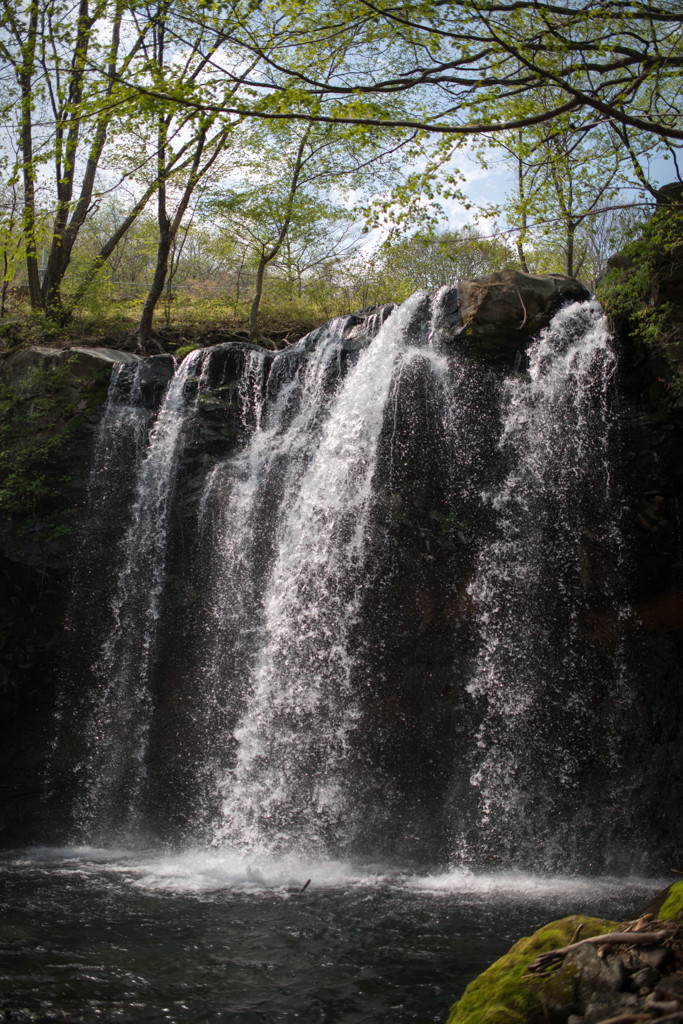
[136,118,208,351]
[67,180,159,312]
[515,135,531,274]
[566,222,575,278]
[1,253,8,318]
[137,220,173,349]
[249,254,268,340]
[247,131,310,340]
[18,0,42,309]
[41,0,123,321]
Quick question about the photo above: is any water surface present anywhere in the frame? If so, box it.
[0,847,662,1023]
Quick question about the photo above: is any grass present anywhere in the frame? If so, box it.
[0,291,356,358]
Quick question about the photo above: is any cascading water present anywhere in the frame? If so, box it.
[189,325,352,834]
[54,292,642,872]
[457,300,634,870]
[210,293,451,855]
[73,350,208,839]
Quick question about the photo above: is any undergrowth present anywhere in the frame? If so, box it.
[597,207,683,390]
[0,292,350,357]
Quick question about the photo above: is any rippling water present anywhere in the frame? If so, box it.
[0,848,662,1023]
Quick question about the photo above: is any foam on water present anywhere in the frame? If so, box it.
[1,846,664,905]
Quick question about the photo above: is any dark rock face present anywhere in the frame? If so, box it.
[0,345,144,842]
[610,299,683,866]
[0,272,681,865]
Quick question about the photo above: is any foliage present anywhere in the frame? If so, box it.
[446,916,619,1024]
[2,0,681,330]
[596,205,683,367]
[378,227,517,301]
[0,182,25,316]
[0,0,153,317]
[225,1,683,148]
[201,112,401,337]
[523,207,646,288]
[493,114,636,278]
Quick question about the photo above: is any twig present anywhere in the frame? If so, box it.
[515,287,528,329]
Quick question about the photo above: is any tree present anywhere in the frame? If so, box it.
[105,0,681,270]
[0,180,25,317]
[133,2,682,156]
[206,113,402,338]
[0,0,152,318]
[125,0,259,348]
[276,198,359,299]
[498,110,630,278]
[378,227,516,300]
[69,204,158,292]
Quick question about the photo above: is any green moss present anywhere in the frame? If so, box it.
[658,881,683,922]
[175,343,203,361]
[446,915,619,1024]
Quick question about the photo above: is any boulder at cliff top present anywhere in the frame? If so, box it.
[447,270,591,362]
[1,344,140,382]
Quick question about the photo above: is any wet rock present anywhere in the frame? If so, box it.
[626,965,660,991]
[583,991,639,1024]
[444,270,590,363]
[541,944,629,1022]
[137,353,175,405]
[297,304,395,354]
[572,946,627,1001]
[654,974,683,1004]
[638,945,672,971]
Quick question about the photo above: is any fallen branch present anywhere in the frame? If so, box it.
[527,931,676,974]
[592,1015,655,1024]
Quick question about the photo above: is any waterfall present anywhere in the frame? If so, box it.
[56,292,640,870]
[457,301,633,870]
[210,293,449,855]
[74,351,206,839]
[189,325,350,835]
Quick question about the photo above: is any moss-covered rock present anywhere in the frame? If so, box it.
[446,915,619,1024]
[659,881,683,922]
